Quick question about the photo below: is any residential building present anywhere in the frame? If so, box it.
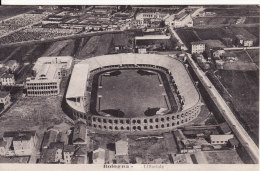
[172,12,193,28]
[93,148,106,164]
[63,145,75,164]
[49,142,64,162]
[26,56,73,97]
[210,134,234,145]
[41,148,59,163]
[115,139,128,156]
[3,130,37,156]
[74,145,88,164]
[1,73,15,86]
[105,149,115,164]
[0,138,7,156]
[0,91,11,109]
[56,132,69,145]
[73,121,87,145]
[164,132,178,155]
[191,42,206,54]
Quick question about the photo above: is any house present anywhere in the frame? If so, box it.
[93,148,106,164]
[210,134,234,145]
[0,91,11,109]
[49,142,64,162]
[73,121,87,144]
[74,145,88,164]
[191,41,206,54]
[3,130,38,156]
[5,60,19,72]
[213,49,225,59]
[115,139,128,156]
[63,145,75,164]
[1,73,15,86]
[41,129,59,149]
[71,156,86,164]
[218,122,232,134]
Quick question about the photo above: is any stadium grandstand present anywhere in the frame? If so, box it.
[65,53,201,133]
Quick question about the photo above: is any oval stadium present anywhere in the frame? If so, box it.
[65,53,201,133]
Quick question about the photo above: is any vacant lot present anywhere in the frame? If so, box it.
[98,70,168,118]
[217,70,259,144]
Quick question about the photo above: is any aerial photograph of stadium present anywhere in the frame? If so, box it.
[0,4,258,167]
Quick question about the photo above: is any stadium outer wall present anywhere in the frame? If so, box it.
[65,54,202,133]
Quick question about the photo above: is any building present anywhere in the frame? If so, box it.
[41,129,59,149]
[0,138,7,156]
[2,130,37,156]
[26,56,73,97]
[73,121,87,144]
[74,145,88,164]
[191,42,206,54]
[171,153,193,164]
[5,60,19,72]
[41,148,59,163]
[1,73,15,86]
[164,132,178,155]
[0,91,11,109]
[93,148,106,164]
[172,12,193,28]
[63,145,75,164]
[105,149,115,164]
[56,132,69,145]
[210,134,234,145]
[115,139,128,156]
[49,142,64,162]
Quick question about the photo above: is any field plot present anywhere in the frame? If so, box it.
[231,50,254,62]
[204,150,243,164]
[243,26,259,38]
[94,34,113,56]
[176,29,200,50]
[97,70,169,118]
[42,40,72,56]
[217,70,259,144]
[194,28,233,41]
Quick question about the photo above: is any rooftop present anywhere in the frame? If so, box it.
[73,121,87,143]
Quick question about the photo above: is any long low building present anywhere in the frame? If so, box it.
[26,56,73,97]
[65,53,201,133]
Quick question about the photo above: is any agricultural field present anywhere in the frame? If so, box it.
[175,29,200,50]
[204,7,260,16]
[194,28,234,41]
[193,17,238,26]
[231,50,254,63]
[216,70,259,145]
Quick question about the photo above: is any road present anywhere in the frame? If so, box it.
[186,53,259,164]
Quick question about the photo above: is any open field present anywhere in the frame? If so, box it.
[193,17,238,26]
[231,50,254,62]
[97,70,169,118]
[217,70,259,145]
[204,7,260,16]
[194,28,233,41]
[204,150,243,164]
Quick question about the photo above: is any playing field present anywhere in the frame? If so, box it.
[96,69,170,118]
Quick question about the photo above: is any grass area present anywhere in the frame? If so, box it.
[217,70,259,145]
[204,150,243,164]
[97,70,169,118]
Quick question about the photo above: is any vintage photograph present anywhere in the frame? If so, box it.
[0,5,258,165]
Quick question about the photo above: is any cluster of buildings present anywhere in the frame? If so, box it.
[38,120,129,164]
[25,56,73,96]
[0,60,19,86]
